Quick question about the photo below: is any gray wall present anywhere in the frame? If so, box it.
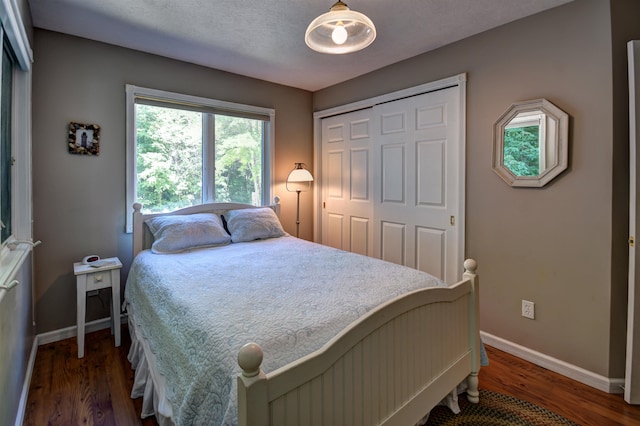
[29,0,640,385]
[314,0,635,378]
[0,0,35,423]
[32,30,314,333]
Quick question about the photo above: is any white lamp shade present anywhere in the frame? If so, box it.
[287,163,314,192]
[305,1,376,54]
[287,168,314,183]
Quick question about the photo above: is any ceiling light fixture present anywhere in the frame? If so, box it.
[305,1,376,55]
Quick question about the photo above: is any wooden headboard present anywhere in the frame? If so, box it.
[132,197,281,258]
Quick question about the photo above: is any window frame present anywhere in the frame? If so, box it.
[0,0,34,294]
[125,85,275,233]
[1,37,15,244]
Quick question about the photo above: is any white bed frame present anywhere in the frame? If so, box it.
[132,199,282,257]
[131,199,480,426]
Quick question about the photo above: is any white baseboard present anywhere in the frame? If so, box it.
[481,331,625,394]
[14,335,38,426]
[15,314,129,425]
[37,314,128,346]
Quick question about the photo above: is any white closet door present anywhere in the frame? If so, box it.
[319,83,463,284]
[321,108,374,255]
[373,87,461,283]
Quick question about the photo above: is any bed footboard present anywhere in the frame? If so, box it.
[237,259,480,426]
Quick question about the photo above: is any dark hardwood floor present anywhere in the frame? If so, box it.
[480,346,640,426]
[24,326,157,426]
[23,326,640,425]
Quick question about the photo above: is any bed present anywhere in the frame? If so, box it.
[124,199,481,426]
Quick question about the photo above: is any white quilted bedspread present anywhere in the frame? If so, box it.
[124,236,445,425]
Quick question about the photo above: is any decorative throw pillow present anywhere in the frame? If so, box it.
[225,208,286,243]
[145,213,231,254]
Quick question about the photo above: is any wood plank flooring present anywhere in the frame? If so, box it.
[23,326,640,425]
[24,326,157,426]
[480,345,640,425]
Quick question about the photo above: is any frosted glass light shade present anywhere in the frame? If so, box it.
[287,168,314,182]
[305,1,376,54]
[286,163,314,191]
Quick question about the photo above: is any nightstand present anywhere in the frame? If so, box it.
[73,257,123,358]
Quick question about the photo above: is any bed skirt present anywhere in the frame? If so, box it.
[127,311,175,426]
[126,305,474,425]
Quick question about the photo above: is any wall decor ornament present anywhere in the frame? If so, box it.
[492,99,569,187]
[68,122,100,155]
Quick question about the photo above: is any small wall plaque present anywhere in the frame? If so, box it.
[68,122,100,155]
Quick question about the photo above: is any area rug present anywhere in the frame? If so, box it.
[425,389,579,425]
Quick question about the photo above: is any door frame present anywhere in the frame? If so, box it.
[312,73,467,277]
[627,40,640,405]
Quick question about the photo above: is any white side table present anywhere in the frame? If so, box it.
[73,257,123,358]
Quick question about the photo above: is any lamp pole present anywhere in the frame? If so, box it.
[287,162,313,238]
[295,188,301,238]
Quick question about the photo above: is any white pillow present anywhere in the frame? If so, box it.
[225,208,286,243]
[145,213,231,254]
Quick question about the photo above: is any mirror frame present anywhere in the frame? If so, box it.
[493,98,569,187]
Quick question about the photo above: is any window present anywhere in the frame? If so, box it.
[503,113,545,177]
[0,0,34,290]
[125,85,275,232]
[0,38,14,244]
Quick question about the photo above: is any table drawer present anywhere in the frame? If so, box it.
[84,271,113,292]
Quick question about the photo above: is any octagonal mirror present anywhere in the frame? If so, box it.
[493,99,569,187]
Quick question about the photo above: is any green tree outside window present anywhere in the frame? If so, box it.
[136,105,262,212]
[503,125,540,177]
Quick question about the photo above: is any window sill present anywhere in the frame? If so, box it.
[0,243,32,304]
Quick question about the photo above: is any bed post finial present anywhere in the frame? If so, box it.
[272,196,282,218]
[238,342,264,378]
[463,258,477,274]
[133,202,142,213]
[238,342,268,426]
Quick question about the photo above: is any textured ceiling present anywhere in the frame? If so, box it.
[28,0,574,91]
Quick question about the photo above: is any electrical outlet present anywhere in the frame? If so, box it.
[87,290,99,297]
[522,300,535,319]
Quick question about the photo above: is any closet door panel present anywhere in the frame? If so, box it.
[380,221,405,265]
[320,82,463,284]
[351,118,370,139]
[326,213,345,250]
[327,150,345,199]
[350,216,370,256]
[415,226,445,278]
[417,103,447,129]
[373,87,460,282]
[381,112,406,134]
[321,108,374,254]
[351,148,369,201]
[416,139,445,206]
[381,144,406,204]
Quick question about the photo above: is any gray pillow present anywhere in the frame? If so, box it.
[145,213,231,254]
[225,208,286,243]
